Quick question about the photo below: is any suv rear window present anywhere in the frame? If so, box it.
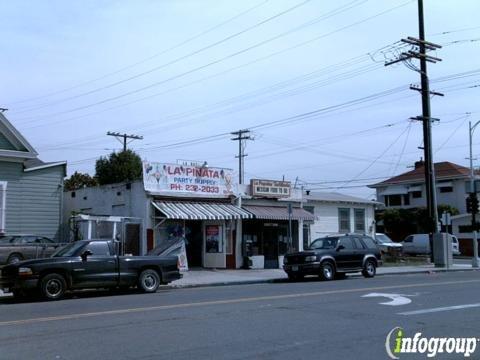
[360,236,377,249]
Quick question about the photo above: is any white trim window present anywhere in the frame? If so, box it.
[354,208,366,233]
[0,181,6,234]
[338,208,351,233]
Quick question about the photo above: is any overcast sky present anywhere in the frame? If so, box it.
[2,0,479,198]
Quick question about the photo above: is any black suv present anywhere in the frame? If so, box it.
[283,234,382,281]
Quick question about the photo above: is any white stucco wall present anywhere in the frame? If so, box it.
[307,202,376,243]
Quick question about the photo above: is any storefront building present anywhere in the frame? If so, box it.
[240,180,316,269]
[64,162,315,269]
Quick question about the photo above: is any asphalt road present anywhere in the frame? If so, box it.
[1,271,480,360]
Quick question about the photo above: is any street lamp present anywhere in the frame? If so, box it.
[468,120,480,267]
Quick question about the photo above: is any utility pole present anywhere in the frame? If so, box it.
[231,129,253,184]
[385,0,442,241]
[107,132,143,152]
[468,120,480,267]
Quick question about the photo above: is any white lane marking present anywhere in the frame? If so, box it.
[1,279,479,327]
[398,303,480,315]
[362,293,412,306]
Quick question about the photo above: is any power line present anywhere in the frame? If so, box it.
[13,0,409,121]
[11,0,317,114]
[6,0,271,106]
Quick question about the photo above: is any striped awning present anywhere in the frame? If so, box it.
[152,201,252,220]
[242,205,316,221]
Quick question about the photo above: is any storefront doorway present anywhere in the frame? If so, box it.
[263,226,281,268]
[185,221,203,267]
[243,220,297,269]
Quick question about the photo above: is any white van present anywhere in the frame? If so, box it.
[402,234,460,255]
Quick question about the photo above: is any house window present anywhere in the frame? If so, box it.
[403,194,410,206]
[440,186,453,193]
[0,181,6,234]
[385,194,402,206]
[412,191,422,198]
[338,208,351,233]
[354,209,365,233]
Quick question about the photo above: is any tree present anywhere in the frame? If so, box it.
[378,204,460,241]
[95,150,142,185]
[64,171,98,191]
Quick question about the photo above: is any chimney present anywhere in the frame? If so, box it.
[414,158,425,169]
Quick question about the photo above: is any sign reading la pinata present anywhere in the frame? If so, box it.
[143,162,236,197]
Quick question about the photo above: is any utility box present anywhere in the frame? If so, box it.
[433,233,453,268]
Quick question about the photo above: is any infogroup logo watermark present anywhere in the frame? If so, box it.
[385,327,479,358]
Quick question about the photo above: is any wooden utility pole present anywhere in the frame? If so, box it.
[231,129,253,184]
[107,132,143,152]
[385,0,442,237]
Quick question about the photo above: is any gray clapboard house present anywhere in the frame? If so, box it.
[0,112,66,240]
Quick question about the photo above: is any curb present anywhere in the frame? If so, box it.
[1,268,478,295]
[166,267,480,289]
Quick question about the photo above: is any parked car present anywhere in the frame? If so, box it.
[374,233,403,255]
[402,233,460,255]
[0,239,182,300]
[283,234,382,281]
[0,234,63,265]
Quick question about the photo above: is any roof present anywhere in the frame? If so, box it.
[23,159,67,173]
[242,205,316,221]
[0,112,37,159]
[369,162,474,187]
[153,201,252,220]
[304,191,379,205]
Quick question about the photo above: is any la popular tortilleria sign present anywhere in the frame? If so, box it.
[143,162,236,197]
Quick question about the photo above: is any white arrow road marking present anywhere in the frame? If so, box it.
[362,293,412,306]
[398,303,480,315]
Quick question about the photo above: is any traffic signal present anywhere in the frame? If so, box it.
[472,194,479,215]
[467,193,479,214]
[467,196,472,213]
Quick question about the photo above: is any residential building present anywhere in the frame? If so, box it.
[368,160,479,214]
[302,191,378,248]
[0,112,66,240]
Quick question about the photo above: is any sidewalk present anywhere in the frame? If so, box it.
[0,263,478,297]
[168,262,479,289]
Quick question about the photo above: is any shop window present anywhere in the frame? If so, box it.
[354,209,365,233]
[205,225,223,253]
[244,234,259,256]
[338,208,351,233]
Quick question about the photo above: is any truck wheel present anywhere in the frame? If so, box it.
[138,269,160,293]
[7,254,23,264]
[40,273,66,300]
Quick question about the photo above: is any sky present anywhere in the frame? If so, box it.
[1,0,480,199]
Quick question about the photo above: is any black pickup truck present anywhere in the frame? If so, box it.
[0,240,182,300]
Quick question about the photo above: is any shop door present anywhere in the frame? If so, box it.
[121,218,143,256]
[186,221,203,267]
[263,228,279,269]
[226,229,236,269]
